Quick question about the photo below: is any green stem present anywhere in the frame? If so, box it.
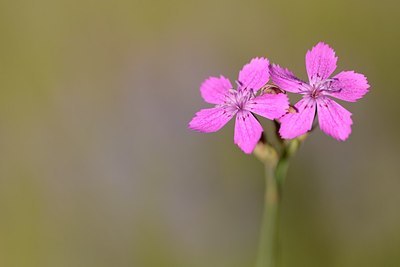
[275,156,289,188]
[254,137,305,267]
[256,161,280,267]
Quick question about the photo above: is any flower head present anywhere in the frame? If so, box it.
[270,42,370,141]
[189,58,289,154]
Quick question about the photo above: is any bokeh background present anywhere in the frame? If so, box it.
[1,0,399,266]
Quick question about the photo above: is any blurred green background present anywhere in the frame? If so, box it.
[1,0,399,266]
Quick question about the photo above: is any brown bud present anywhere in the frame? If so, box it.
[261,84,285,95]
[288,105,297,114]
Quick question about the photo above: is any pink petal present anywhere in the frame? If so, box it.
[279,96,316,139]
[238,57,270,92]
[327,71,370,102]
[306,42,338,85]
[189,107,235,133]
[234,111,263,154]
[246,93,289,120]
[269,64,310,93]
[200,75,232,104]
[317,97,353,141]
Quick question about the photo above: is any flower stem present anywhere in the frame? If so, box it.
[255,160,281,267]
[254,136,306,267]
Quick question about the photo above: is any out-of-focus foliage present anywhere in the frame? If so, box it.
[0,0,399,266]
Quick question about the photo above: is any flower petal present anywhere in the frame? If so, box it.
[246,93,289,120]
[234,111,263,154]
[306,42,338,85]
[279,96,316,139]
[189,107,235,133]
[269,64,310,93]
[326,71,370,102]
[238,57,270,92]
[317,97,352,141]
[200,75,232,104]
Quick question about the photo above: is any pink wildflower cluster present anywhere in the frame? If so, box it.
[189,42,370,154]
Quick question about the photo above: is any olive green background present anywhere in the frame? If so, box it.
[1,0,399,266]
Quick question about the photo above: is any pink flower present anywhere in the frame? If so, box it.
[270,42,370,141]
[189,58,289,154]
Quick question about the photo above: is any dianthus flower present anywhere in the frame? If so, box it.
[270,42,370,140]
[189,58,289,153]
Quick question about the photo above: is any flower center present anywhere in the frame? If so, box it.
[310,87,321,99]
[224,87,254,111]
[309,78,338,98]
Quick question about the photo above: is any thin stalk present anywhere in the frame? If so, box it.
[255,161,280,267]
[275,153,290,188]
[254,136,306,267]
